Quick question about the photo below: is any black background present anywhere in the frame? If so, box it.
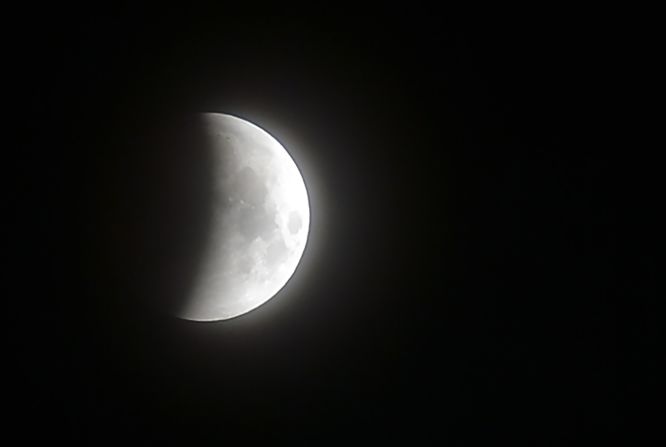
[8,7,649,445]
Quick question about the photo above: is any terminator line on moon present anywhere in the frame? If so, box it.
[179,113,310,321]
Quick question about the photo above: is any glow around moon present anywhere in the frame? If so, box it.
[180,113,310,321]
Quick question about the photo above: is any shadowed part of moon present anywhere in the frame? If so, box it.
[91,112,217,320]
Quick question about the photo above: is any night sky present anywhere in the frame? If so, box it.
[9,8,647,444]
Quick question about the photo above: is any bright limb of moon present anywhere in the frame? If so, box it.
[180,113,310,321]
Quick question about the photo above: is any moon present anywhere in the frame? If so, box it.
[179,113,310,321]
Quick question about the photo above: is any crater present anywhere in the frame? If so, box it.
[288,211,302,234]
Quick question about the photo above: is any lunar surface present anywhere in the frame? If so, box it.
[180,113,310,321]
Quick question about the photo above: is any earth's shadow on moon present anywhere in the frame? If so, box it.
[144,115,218,319]
[94,112,217,322]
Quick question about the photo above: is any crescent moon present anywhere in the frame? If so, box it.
[179,113,310,321]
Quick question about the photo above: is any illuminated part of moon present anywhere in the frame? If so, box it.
[180,113,310,321]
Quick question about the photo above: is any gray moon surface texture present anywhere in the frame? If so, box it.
[180,113,310,321]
